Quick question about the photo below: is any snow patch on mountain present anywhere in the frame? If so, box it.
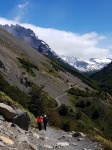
[60,56,112,72]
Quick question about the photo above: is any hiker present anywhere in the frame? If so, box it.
[43,115,48,131]
[37,115,43,131]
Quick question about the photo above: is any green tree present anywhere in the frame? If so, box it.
[28,84,46,116]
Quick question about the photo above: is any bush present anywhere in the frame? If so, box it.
[58,104,69,116]
[62,120,77,132]
[76,100,86,108]
[92,108,100,119]
[47,109,62,127]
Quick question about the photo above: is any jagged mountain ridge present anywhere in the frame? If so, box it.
[0,24,59,58]
[60,55,112,72]
[1,24,111,73]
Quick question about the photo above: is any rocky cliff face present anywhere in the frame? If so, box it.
[0,24,58,58]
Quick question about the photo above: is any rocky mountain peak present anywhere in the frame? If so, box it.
[2,24,35,37]
[0,24,58,58]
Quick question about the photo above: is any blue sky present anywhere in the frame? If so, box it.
[0,0,112,59]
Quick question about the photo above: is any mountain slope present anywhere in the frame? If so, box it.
[0,26,92,101]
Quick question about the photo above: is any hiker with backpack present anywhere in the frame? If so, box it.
[37,115,43,131]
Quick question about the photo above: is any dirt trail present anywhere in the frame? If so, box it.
[55,82,76,111]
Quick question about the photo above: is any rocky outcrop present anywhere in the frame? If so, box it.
[0,103,30,130]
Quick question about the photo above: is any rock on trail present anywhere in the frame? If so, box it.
[0,119,103,150]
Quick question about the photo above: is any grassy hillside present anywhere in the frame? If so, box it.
[66,87,112,140]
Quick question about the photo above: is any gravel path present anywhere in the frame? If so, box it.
[0,116,103,150]
[37,126,102,150]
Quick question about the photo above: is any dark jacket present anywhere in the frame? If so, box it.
[43,117,48,123]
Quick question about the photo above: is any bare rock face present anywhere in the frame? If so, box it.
[0,103,16,120]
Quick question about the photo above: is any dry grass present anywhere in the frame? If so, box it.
[94,135,112,150]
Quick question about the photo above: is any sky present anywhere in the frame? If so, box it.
[0,0,112,60]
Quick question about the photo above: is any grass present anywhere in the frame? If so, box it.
[94,135,112,150]
[17,57,39,77]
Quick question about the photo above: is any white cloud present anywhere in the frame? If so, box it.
[0,17,17,25]
[0,17,112,60]
[13,2,29,22]
[18,2,29,9]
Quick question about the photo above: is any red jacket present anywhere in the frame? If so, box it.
[37,116,43,123]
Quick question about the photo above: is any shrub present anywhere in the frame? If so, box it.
[76,100,86,108]
[91,108,100,119]
[47,109,62,127]
[62,120,77,132]
[58,104,69,116]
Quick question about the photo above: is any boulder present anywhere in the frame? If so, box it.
[12,109,30,131]
[0,103,16,120]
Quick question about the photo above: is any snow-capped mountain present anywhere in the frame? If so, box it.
[60,55,112,72]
